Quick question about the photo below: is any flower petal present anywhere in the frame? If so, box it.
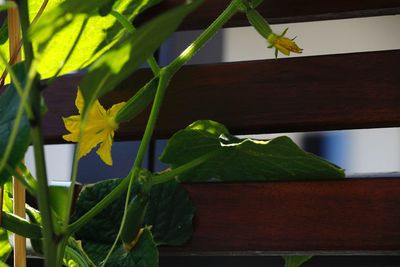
[62,116,81,142]
[275,43,290,56]
[96,134,114,166]
[89,100,107,121]
[78,130,107,159]
[108,102,126,116]
[75,89,85,114]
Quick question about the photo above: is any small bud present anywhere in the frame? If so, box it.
[267,29,303,58]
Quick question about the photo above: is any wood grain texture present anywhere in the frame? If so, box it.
[42,50,400,143]
[159,178,400,254]
[138,0,400,30]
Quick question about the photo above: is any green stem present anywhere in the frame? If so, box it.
[102,73,169,266]
[110,9,160,75]
[165,0,240,76]
[29,73,60,266]
[151,151,220,185]
[67,0,241,239]
[1,211,42,239]
[147,55,161,75]
[56,237,69,267]
[19,0,59,265]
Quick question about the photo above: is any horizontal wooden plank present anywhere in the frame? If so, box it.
[139,0,400,30]
[159,255,400,266]
[159,178,400,254]
[42,50,400,143]
[8,255,400,266]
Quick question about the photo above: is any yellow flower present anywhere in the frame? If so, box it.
[267,28,303,57]
[62,89,125,166]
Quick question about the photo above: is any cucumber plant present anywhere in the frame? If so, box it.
[0,0,342,266]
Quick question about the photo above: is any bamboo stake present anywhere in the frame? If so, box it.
[8,2,26,267]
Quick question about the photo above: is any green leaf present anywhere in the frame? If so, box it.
[3,182,13,213]
[0,182,12,262]
[83,228,158,267]
[0,63,30,185]
[160,120,345,182]
[79,242,110,266]
[79,0,202,112]
[0,20,8,45]
[26,205,43,256]
[26,0,161,79]
[0,228,11,263]
[63,237,96,267]
[73,178,127,243]
[283,255,313,267]
[73,178,195,246]
[0,261,9,267]
[144,180,195,246]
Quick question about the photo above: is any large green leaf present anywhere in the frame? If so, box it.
[160,120,345,182]
[144,180,195,246]
[283,255,313,267]
[22,0,161,79]
[79,0,202,111]
[0,63,30,185]
[83,228,158,267]
[73,178,127,243]
[73,177,195,247]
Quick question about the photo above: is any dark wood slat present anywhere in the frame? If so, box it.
[42,50,400,143]
[160,178,400,254]
[140,0,400,30]
[159,256,400,267]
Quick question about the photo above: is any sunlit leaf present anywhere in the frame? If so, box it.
[160,120,345,182]
[23,0,161,79]
[79,0,201,112]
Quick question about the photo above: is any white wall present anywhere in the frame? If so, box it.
[25,144,74,181]
[223,15,400,60]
